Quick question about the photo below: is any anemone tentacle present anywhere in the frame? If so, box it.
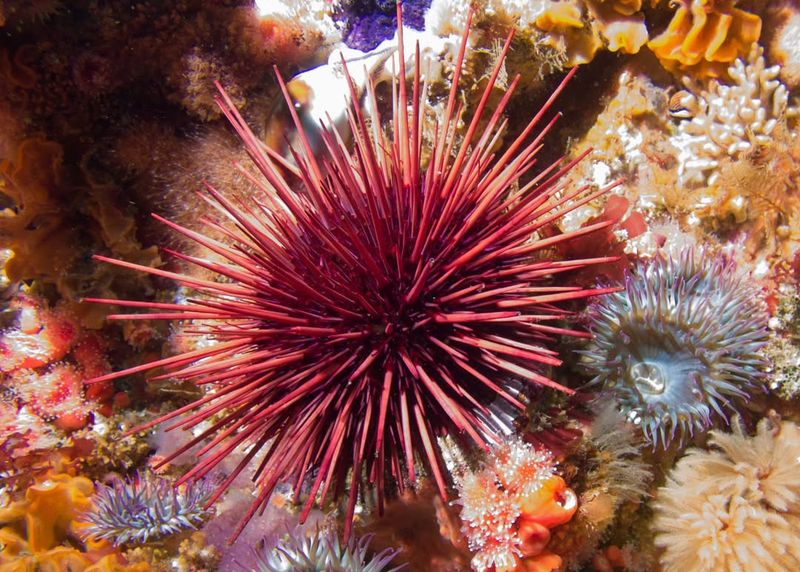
[583,250,769,447]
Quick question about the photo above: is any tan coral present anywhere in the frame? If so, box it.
[648,0,762,79]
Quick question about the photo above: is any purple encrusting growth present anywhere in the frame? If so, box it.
[582,251,770,448]
[335,0,432,51]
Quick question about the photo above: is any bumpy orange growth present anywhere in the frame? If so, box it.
[0,139,81,288]
[535,3,602,65]
[0,473,150,571]
[533,0,648,65]
[648,0,761,78]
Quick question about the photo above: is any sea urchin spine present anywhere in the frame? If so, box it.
[86,5,618,540]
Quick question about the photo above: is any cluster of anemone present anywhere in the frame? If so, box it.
[456,438,577,572]
[582,250,769,447]
[653,416,800,572]
[254,526,402,572]
[81,472,216,546]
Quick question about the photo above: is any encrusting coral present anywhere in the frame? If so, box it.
[648,0,762,79]
[456,438,577,572]
[653,415,800,572]
[583,250,770,447]
[0,293,117,433]
[475,0,648,68]
[0,137,161,328]
[0,472,150,571]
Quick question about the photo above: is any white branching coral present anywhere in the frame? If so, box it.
[653,416,800,572]
[672,45,798,186]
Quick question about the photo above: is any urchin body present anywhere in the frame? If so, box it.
[583,252,769,446]
[88,6,617,540]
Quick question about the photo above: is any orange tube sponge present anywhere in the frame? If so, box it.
[648,0,762,79]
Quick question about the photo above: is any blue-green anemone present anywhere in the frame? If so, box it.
[254,526,403,572]
[583,251,769,447]
[81,472,215,545]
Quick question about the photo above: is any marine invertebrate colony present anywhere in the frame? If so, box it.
[457,438,577,571]
[89,6,617,540]
[81,473,216,546]
[653,416,800,572]
[583,251,769,447]
[255,526,401,572]
[546,399,653,571]
[0,472,149,571]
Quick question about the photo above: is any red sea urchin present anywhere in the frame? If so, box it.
[86,7,618,541]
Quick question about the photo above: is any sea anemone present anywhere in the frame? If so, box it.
[653,415,800,572]
[583,250,769,447]
[254,526,402,572]
[81,472,216,546]
[88,5,617,540]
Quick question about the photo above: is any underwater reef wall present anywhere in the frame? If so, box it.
[2,1,800,571]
